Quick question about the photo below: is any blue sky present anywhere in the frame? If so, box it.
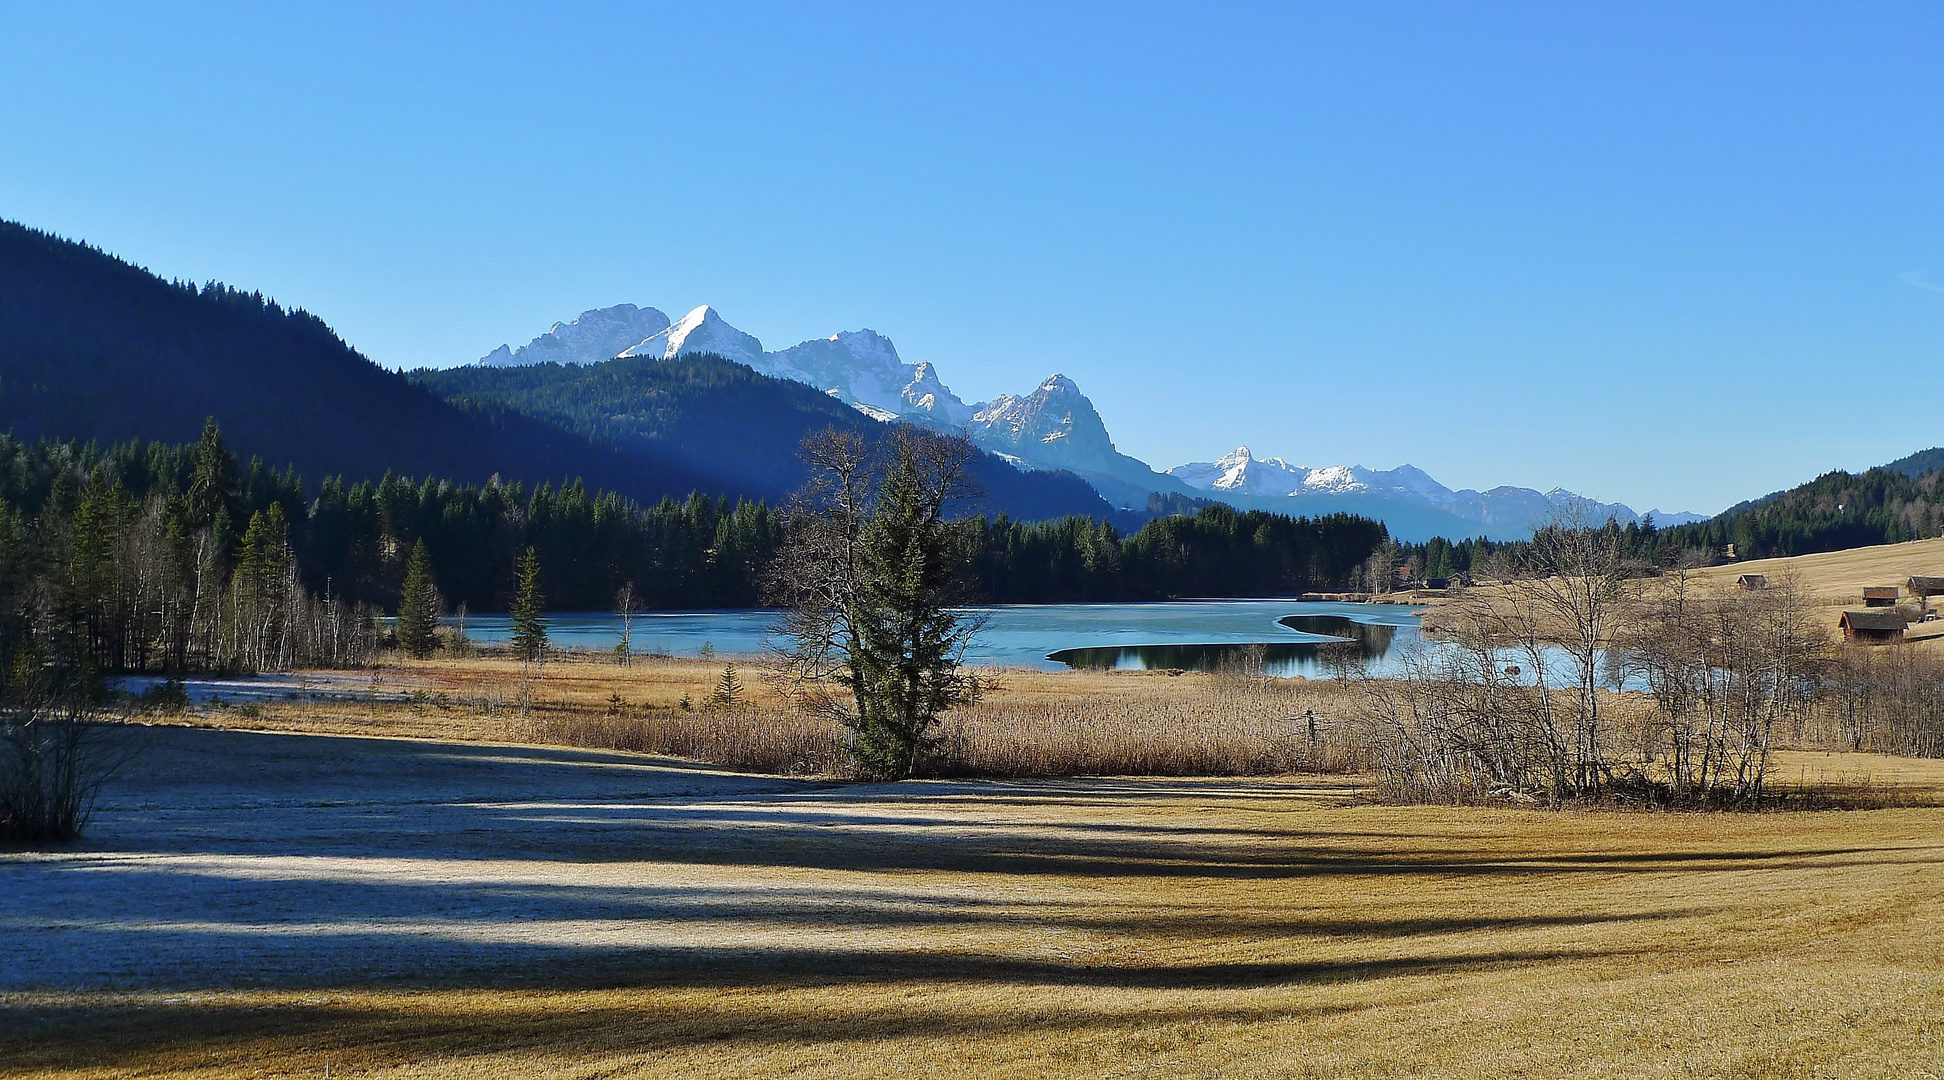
[4,3,1942,514]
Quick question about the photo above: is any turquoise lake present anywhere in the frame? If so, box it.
[450,600,1429,676]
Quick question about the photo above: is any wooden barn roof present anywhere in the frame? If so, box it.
[1840,610,1907,632]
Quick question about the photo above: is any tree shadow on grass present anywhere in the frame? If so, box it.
[0,943,1631,1074]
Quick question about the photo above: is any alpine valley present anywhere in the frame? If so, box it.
[472,303,1706,541]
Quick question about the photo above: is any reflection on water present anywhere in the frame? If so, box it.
[1047,641,1345,677]
[1276,615,1396,656]
[1050,611,1416,677]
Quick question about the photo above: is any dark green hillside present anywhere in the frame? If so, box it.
[0,220,715,501]
[1884,446,1944,479]
[1660,461,1944,560]
[0,219,1109,522]
[412,354,1117,523]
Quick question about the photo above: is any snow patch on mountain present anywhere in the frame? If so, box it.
[477,307,1707,534]
[479,304,671,367]
[767,331,974,424]
[618,305,766,366]
[1169,446,1707,533]
[488,304,976,426]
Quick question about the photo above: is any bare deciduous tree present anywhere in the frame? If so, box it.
[1615,569,1830,801]
[768,427,986,780]
[0,655,130,843]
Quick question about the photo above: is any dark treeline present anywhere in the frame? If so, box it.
[1,427,1395,680]
[1654,466,1944,561]
[0,423,377,692]
[1395,517,1708,585]
[0,428,785,617]
[965,506,1386,602]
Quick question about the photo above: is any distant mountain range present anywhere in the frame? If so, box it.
[478,304,1705,540]
[1168,446,1707,533]
[10,216,1937,555]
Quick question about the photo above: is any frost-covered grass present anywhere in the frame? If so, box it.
[4,723,1943,1078]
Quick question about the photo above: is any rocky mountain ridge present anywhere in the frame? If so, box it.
[1168,446,1706,531]
[477,304,1703,538]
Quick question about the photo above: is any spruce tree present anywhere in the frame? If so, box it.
[185,418,235,532]
[396,539,439,659]
[775,429,981,781]
[710,662,743,708]
[510,546,548,662]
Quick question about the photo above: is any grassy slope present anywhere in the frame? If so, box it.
[1686,535,1944,643]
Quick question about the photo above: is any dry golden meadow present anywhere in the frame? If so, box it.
[9,538,1944,1079]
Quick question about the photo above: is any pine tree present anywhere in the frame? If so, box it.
[185,418,235,533]
[775,429,982,781]
[510,546,548,662]
[396,539,439,659]
[710,662,743,708]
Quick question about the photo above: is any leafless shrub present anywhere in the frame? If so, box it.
[1612,570,1830,801]
[0,672,131,843]
[1372,512,1632,804]
[1812,645,1944,758]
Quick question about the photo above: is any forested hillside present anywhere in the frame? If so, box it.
[1659,460,1944,559]
[0,220,720,503]
[0,220,1112,524]
[411,355,1115,523]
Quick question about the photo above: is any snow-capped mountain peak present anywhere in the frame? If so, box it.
[1169,447,1703,535]
[487,303,978,426]
[478,303,671,367]
[474,305,1709,538]
[1168,446,1310,496]
[766,328,973,424]
[618,305,766,366]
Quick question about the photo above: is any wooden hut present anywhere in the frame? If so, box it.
[1839,610,1907,645]
[1736,574,1768,591]
[1908,576,1944,598]
[1863,586,1900,608]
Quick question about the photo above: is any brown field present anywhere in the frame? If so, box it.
[1687,536,1944,641]
[5,655,1943,1078]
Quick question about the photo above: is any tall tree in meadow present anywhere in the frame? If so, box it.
[395,539,440,659]
[772,428,984,780]
[510,546,548,663]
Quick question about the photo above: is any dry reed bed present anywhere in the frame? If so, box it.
[158,652,1363,778]
[155,651,1940,797]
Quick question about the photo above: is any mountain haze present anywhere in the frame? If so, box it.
[1169,446,1706,539]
